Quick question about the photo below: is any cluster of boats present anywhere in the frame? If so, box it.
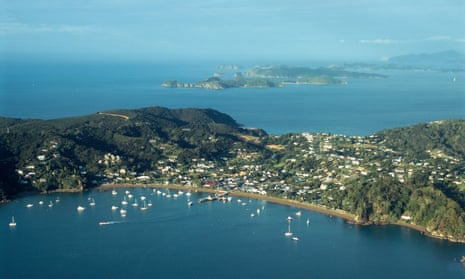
[284,212,311,242]
[9,188,313,242]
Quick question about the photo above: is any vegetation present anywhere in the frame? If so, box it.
[162,64,385,89]
[1,107,464,242]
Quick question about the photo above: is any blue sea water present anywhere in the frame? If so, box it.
[1,61,465,278]
[1,61,464,135]
[1,189,464,278]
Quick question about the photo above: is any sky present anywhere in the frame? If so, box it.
[1,0,465,62]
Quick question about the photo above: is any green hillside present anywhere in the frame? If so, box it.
[1,108,464,242]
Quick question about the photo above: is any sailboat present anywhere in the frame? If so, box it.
[121,196,128,205]
[9,216,17,227]
[140,200,148,211]
[284,217,293,237]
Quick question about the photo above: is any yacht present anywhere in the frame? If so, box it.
[120,209,127,217]
[77,206,85,212]
[284,217,293,237]
[89,198,96,206]
[292,236,300,241]
[121,197,128,205]
[48,201,54,208]
[112,190,118,196]
[111,205,119,211]
[9,216,16,227]
[26,203,34,208]
[140,201,148,211]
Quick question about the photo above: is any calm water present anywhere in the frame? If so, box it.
[1,189,464,278]
[1,61,464,135]
[1,61,465,278]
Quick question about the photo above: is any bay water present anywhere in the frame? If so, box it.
[1,188,464,278]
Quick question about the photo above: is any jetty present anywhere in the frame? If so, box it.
[197,191,229,203]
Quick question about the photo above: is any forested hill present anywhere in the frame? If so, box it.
[0,107,267,197]
[377,120,465,160]
[1,108,465,241]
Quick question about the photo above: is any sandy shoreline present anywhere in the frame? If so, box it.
[97,183,441,240]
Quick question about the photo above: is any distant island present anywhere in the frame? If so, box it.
[1,106,465,243]
[162,65,385,90]
[333,50,465,73]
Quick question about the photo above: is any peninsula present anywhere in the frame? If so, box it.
[1,107,464,242]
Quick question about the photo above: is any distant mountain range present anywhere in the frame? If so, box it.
[388,50,465,69]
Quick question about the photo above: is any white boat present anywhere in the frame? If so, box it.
[250,213,255,218]
[132,200,139,207]
[188,201,193,207]
[48,201,54,208]
[185,191,192,197]
[120,209,127,217]
[147,200,153,207]
[140,201,148,211]
[284,218,293,237]
[77,206,85,211]
[287,216,294,221]
[9,216,16,227]
[112,190,118,195]
[128,194,133,199]
[295,211,302,217]
[140,195,146,201]
[306,218,310,225]
[111,205,119,210]
[38,201,44,205]
[89,198,96,206]
[292,236,300,241]
[26,203,34,208]
[121,197,128,205]
[125,190,130,195]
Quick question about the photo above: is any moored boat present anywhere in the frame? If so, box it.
[9,216,17,227]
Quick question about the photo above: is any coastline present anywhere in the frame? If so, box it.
[96,183,450,241]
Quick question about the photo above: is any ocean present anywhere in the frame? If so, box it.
[1,61,464,135]
[1,60,465,278]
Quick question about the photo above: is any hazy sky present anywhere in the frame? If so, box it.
[1,0,464,62]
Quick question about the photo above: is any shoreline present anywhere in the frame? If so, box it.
[97,183,456,242]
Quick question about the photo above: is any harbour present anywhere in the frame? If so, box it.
[1,187,464,278]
